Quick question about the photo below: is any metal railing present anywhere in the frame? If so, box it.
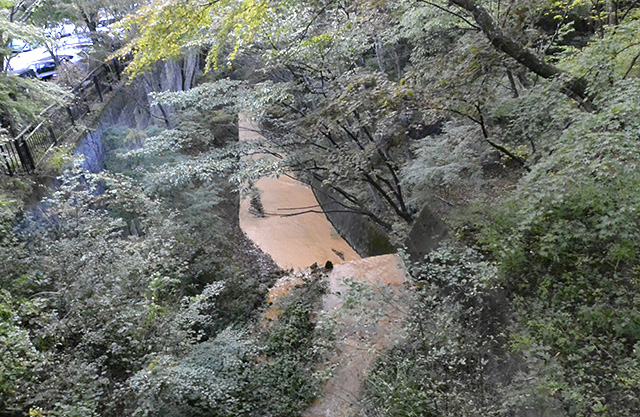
[1,57,126,176]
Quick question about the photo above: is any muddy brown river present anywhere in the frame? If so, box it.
[238,114,406,416]
[238,113,360,270]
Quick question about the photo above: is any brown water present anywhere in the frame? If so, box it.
[238,113,360,270]
[305,254,407,417]
[238,114,406,416]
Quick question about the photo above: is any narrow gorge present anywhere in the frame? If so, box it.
[238,113,407,416]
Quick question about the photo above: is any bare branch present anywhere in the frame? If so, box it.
[417,0,481,30]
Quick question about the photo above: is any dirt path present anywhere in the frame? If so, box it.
[238,113,406,416]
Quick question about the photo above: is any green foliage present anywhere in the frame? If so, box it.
[452,79,640,415]
[129,274,332,417]
[487,85,578,161]
[0,11,41,46]
[0,2,73,133]
[245,67,423,228]
[400,120,486,206]
[0,192,16,243]
[130,327,256,417]
[362,245,504,416]
[0,74,69,133]
[113,79,247,189]
[560,18,640,96]
[247,275,331,416]
[0,290,45,410]
[0,126,276,416]
[6,0,640,414]
[116,0,271,77]
[150,79,242,112]
[363,74,640,415]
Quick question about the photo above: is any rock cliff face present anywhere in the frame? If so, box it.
[75,54,200,171]
[75,129,106,173]
[312,180,447,260]
[310,180,395,258]
[404,205,447,261]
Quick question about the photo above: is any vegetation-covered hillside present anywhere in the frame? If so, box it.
[2,0,640,415]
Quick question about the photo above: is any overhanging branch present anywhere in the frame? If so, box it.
[441,0,593,110]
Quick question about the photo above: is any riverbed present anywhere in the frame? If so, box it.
[237,113,407,416]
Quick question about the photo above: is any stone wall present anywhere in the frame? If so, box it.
[404,205,448,262]
[313,180,447,260]
[310,180,395,258]
[75,55,200,171]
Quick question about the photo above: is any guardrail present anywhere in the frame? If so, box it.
[1,58,125,176]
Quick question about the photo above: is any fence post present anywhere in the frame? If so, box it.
[67,106,75,125]
[113,59,121,81]
[0,144,14,176]
[15,138,35,173]
[48,126,57,145]
[93,76,103,102]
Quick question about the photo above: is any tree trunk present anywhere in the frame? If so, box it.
[81,9,99,45]
[444,0,592,109]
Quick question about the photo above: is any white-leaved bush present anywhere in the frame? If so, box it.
[129,327,256,417]
[401,121,487,207]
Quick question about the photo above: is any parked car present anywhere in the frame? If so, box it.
[13,57,57,79]
[9,39,32,55]
[44,22,80,39]
[12,52,86,80]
